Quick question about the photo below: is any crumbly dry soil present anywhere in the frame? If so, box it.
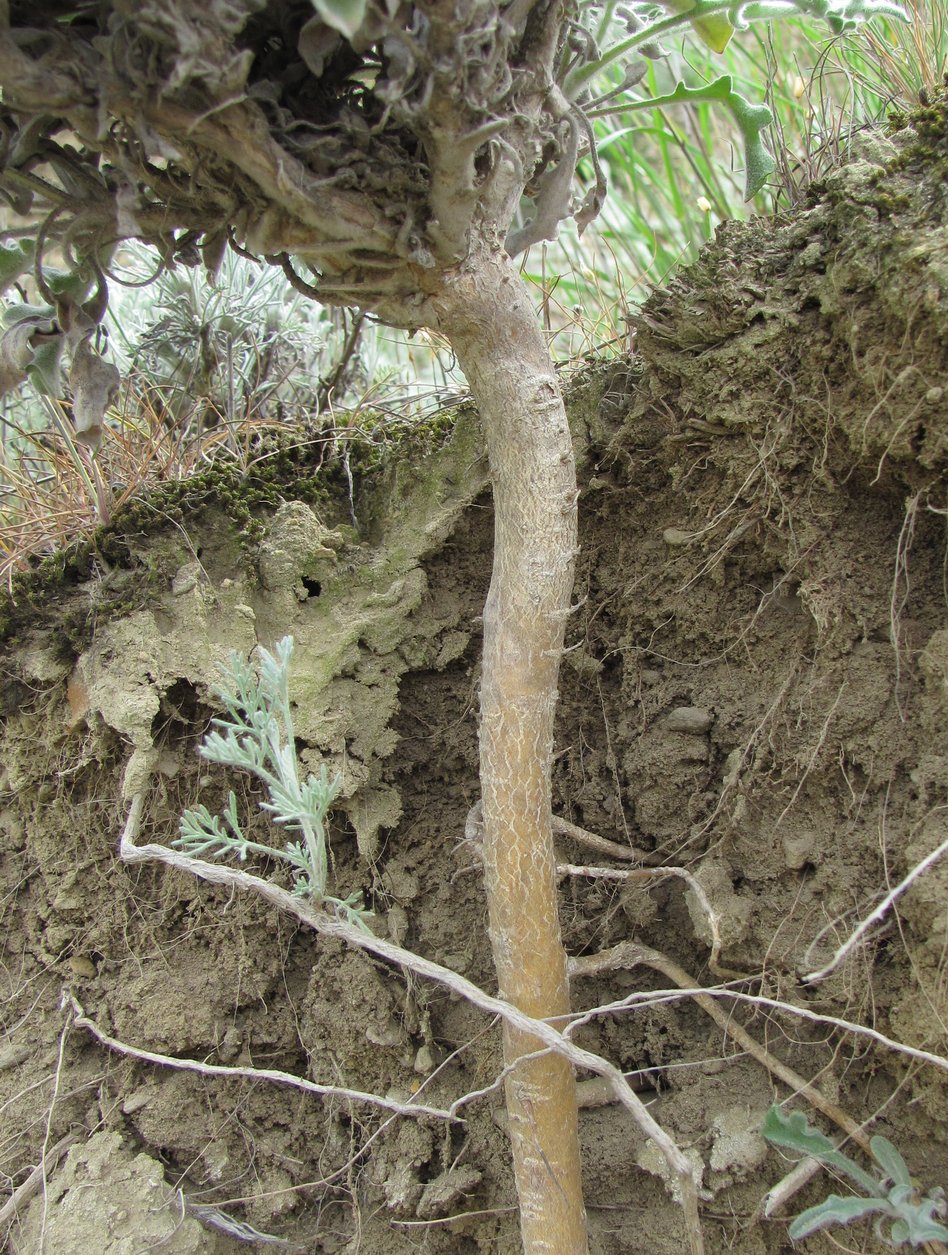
[1,110,946,1255]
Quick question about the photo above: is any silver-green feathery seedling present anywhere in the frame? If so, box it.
[762,1106,948,1248]
[175,636,369,929]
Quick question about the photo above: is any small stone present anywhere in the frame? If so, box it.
[0,1042,30,1071]
[156,749,181,778]
[366,1016,405,1048]
[640,669,662,686]
[384,868,420,901]
[782,834,815,870]
[710,1107,769,1175]
[386,903,409,945]
[416,1166,483,1219]
[441,952,470,974]
[53,889,82,912]
[218,1027,242,1063]
[662,527,691,546]
[121,1087,153,1115]
[925,386,943,404]
[413,1043,437,1074]
[664,706,713,735]
[170,563,200,596]
[68,955,97,979]
[722,748,743,785]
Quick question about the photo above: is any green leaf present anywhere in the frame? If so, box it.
[761,1107,879,1195]
[69,335,119,448]
[656,0,733,51]
[869,1136,912,1189]
[690,12,733,52]
[1,301,55,330]
[762,1106,836,1158]
[0,321,37,396]
[788,1194,887,1240]
[890,1210,948,1244]
[623,76,774,198]
[0,240,34,294]
[308,0,368,40]
[44,267,95,304]
[885,1189,948,1245]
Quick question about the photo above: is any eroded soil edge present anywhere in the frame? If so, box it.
[1,109,946,1254]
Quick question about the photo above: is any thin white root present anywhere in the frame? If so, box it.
[686,989,948,1074]
[805,830,948,984]
[568,941,872,1155]
[64,993,453,1121]
[120,792,706,1255]
[470,803,736,976]
[569,948,948,1075]
[556,861,735,978]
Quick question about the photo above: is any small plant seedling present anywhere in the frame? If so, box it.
[175,636,369,928]
[762,1105,948,1247]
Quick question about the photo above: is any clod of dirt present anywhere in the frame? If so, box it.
[10,1133,233,1254]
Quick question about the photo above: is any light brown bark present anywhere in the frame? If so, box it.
[431,244,588,1254]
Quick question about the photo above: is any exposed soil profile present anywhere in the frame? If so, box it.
[1,104,946,1254]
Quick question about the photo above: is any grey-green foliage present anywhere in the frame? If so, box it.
[762,1106,948,1247]
[106,244,459,428]
[0,257,119,447]
[175,637,370,929]
[107,246,348,426]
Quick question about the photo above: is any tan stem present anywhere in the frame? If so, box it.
[432,245,588,1254]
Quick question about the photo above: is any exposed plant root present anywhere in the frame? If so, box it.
[805,829,948,984]
[760,1154,826,1218]
[64,993,454,1122]
[0,1133,77,1236]
[555,861,740,980]
[550,812,664,866]
[567,940,873,1156]
[470,804,743,978]
[119,791,707,1255]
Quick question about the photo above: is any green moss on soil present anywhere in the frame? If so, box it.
[0,391,483,647]
[887,75,948,178]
